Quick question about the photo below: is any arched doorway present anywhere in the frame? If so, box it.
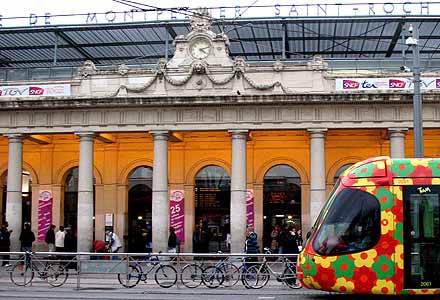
[263,165,301,250]
[63,167,95,246]
[1,171,32,227]
[194,165,230,253]
[127,166,152,253]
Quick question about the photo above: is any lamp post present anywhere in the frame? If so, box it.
[406,24,424,158]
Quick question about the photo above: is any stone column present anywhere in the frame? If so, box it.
[388,128,407,158]
[308,129,327,225]
[229,130,248,253]
[76,132,95,252]
[151,131,169,253]
[5,134,24,252]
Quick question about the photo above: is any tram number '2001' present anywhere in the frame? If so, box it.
[420,281,432,287]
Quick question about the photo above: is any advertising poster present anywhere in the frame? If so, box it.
[336,77,440,91]
[37,190,53,242]
[246,189,254,229]
[169,190,185,245]
[0,84,71,97]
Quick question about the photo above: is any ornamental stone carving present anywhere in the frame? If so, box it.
[190,7,212,32]
[117,64,129,76]
[78,60,97,78]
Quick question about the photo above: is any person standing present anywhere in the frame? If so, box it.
[245,226,260,267]
[45,224,56,252]
[106,230,122,253]
[0,222,12,266]
[55,226,65,252]
[19,222,35,252]
[167,227,178,253]
[63,227,77,269]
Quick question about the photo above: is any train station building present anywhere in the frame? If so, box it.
[1,8,440,253]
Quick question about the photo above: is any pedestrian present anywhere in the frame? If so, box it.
[0,222,12,266]
[244,226,260,267]
[279,225,299,254]
[106,230,122,254]
[19,222,35,252]
[270,225,280,253]
[63,227,77,269]
[167,227,178,253]
[45,224,56,252]
[55,226,65,252]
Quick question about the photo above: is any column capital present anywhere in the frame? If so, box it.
[307,128,327,138]
[150,130,170,140]
[387,127,408,138]
[75,132,95,140]
[5,134,25,142]
[228,130,249,140]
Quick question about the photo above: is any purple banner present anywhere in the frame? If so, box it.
[170,190,185,245]
[246,189,254,228]
[37,190,53,242]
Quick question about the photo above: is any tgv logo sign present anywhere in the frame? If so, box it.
[0,84,70,97]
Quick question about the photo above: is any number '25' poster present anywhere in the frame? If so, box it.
[169,190,184,245]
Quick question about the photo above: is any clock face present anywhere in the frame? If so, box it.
[189,38,211,59]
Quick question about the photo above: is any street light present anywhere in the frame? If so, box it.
[406,24,424,158]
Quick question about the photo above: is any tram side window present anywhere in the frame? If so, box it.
[313,188,381,256]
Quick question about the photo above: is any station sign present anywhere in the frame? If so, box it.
[0,84,71,97]
[335,78,440,91]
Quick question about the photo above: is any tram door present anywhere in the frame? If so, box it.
[403,185,440,289]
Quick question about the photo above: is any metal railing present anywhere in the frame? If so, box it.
[0,251,300,290]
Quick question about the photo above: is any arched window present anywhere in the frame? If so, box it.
[128,166,153,253]
[194,165,230,253]
[333,164,354,183]
[263,165,301,250]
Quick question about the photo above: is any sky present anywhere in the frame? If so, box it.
[1,0,440,27]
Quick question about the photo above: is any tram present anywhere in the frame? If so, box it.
[297,156,440,295]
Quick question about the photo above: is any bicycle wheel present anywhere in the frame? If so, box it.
[221,263,240,287]
[180,263,204,288]
[202,266,224,289]
[155,265,177,288]
[45,263,68,287]
[242,265,269,289]
[118,265,141,288]
[10,262,34,286]
[283,265,302,289]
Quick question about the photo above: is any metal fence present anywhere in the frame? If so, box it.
[0,251,300,290]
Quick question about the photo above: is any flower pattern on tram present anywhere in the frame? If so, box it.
[331,277,355,293]
[428,160,440,176]
[352,266,378,294]
[302,254,317,277]
[372,255,395,279]
[390,160,414,176]
[313,255,337,268]
[394,244,404,269]
[375,187,394,210]
[372,279,396,295]
[331,255,355,278]
[393,222,403,244]
[380,210,395,235]
[314,264,337,291]
[377,232,399,256]
[350,249,377,268]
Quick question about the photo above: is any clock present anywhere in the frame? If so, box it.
[189,37,212,59]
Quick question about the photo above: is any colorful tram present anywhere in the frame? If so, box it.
[297,157,440,295]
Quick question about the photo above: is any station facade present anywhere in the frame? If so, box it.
[1,12,440,253]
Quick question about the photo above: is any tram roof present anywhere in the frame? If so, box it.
[1,15,440,68]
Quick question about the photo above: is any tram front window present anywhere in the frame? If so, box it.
[313,188,380,256]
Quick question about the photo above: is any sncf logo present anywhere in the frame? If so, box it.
[436,79,440,89]
[29,86,44,95]
[389,79,406,89]
[342,80,360,89]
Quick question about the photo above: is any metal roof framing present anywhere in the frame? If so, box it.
[1,16,440,68]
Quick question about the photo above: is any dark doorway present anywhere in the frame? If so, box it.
[194,165,230,253]
[127,166,152,253]
[263,165,301,252]
[1,171,32,228]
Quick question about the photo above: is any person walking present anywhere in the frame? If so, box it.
[167,227,178,253]
[19,222,35,252]
[106,230,122,257]
[55,226,65,252]
[244,226,260,267]
[45,224,56,252]
[0,222,12,266]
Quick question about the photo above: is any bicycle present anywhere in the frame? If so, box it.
[180,254,225,289]
[118,254,177,288]
[241,248,301,289]
[9,251,68,287]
